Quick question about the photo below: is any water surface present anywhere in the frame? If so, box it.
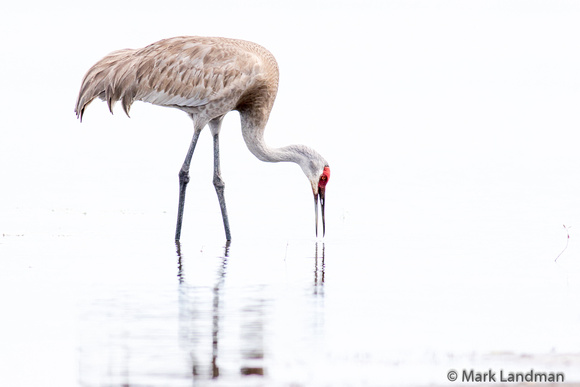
[2,212,580,386]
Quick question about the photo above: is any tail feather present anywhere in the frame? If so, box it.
[121,86,135,117]
[75,48,136,121]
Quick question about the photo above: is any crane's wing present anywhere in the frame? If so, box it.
[75,37,265,121]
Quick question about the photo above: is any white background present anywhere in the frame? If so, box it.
[2,1,580,386]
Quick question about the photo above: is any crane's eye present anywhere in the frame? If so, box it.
[318,167,330,188]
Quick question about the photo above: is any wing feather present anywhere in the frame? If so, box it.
[75,36,269,121]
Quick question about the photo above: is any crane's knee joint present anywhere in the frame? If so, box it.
[213,176,225,189]
[179,169,190,185]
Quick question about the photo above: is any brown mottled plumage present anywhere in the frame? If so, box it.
[76,36,278,125]
[75,36,329,241]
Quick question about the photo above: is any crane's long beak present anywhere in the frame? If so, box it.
[314,187,326,237]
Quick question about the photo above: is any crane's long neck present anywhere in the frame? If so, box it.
[240,110,329,195]
[240,112,309,166]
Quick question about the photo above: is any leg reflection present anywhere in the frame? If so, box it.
[179,241,296,381]
[240,296,265,376]
[176,241,184,285]
[211,242,229,378]
[177,241,229,381]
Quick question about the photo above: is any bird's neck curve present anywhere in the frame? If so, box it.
[240,112,313,167]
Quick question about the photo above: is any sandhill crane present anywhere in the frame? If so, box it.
[75,36,330,241]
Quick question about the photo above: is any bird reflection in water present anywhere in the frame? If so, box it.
[176,241,232,379]
[314,242,325,296]
[78,240,325,386]
[176,240,325,383]
[176,241,265,380]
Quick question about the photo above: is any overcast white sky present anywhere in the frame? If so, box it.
[1,0,580,243]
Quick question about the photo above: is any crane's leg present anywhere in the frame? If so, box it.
[175,128,202,241]
[212,133,232,241]
[210,117,232,241]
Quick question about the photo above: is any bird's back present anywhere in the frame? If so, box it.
[75,36,279,123]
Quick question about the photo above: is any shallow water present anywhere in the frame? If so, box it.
[2,208,580,386]
[76,237,331,387]
[77,239,328,387]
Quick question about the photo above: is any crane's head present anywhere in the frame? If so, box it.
[284,145,330,237]
[310,165,330,237]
